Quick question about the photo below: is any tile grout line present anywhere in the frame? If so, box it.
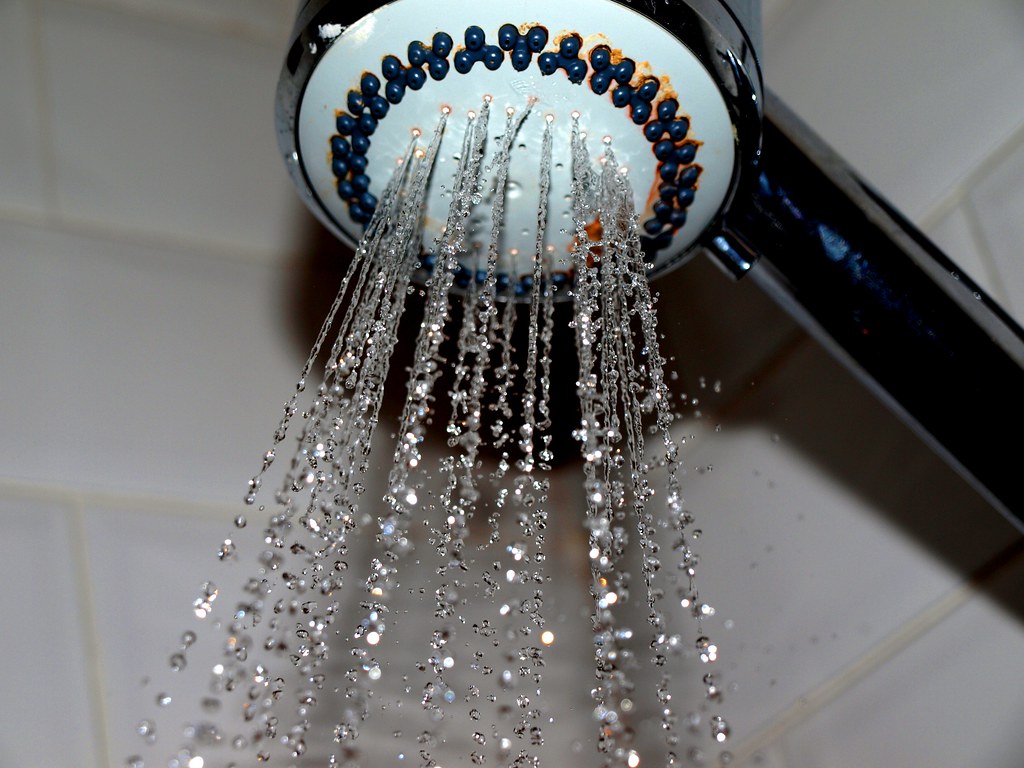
[0,204,300,270]
[919,119,1024,232]
[68,492,115,768]
[725,536,1024,762]
[0,477,241,522]
[961,195,1016,311]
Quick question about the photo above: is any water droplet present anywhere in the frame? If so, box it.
[217,539,236,560]
[136,719,156,742]
[710,715,730,743]
[696,636,719,663]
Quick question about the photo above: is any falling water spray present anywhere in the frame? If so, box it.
[129,2,765,767]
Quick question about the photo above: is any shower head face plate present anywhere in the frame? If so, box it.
[291,0,736,285]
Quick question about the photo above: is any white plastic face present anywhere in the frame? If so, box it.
[298,0,735,285]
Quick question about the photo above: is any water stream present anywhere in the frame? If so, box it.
[130,104,729,768]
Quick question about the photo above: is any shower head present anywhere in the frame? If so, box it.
[276,0,763,289]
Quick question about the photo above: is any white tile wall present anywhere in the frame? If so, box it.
[774,549,1024,767]
[662,340,1017,746]
[1,0,1023,766]
[970,139,1024,322]
[765,0,1024,225]
[81,498,243,766]
[0,218,303,504]
[64,0,294,41]
[0,0,49,215]
[760,0,793,30]
[0,493,100,768]
[39,0,305,262]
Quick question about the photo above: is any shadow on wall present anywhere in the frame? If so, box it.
[657,256,1024,631]
[719,328,1024,616]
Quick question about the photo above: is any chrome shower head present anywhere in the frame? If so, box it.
[276,0,763,287]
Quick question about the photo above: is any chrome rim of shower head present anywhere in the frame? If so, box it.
[276,0,764,292]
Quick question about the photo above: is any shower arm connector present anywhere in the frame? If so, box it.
[708,93,1024,527]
